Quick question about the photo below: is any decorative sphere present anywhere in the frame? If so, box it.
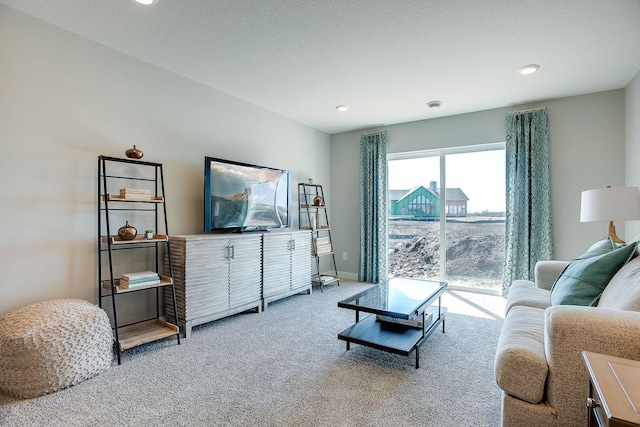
[125,145,143,159]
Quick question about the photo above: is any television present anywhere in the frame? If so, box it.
[204,157,290,233]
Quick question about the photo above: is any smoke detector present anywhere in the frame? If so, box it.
[426,100,442,108]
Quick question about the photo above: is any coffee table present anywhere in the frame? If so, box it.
[337,277,447,368]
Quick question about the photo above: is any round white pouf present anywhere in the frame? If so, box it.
[0,299,113,398]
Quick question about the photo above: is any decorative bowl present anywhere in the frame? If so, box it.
[125,145,143,159]
[118,221,137,240]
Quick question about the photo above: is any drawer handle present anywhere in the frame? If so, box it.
[587,397,600,409]
[226,245,235,260]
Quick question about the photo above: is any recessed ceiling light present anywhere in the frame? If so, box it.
[135,0,155,5]
[519,64,540,75]
[335,105,350,112]
[426,100,442,108]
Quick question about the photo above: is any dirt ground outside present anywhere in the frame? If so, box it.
[388,217,505,292]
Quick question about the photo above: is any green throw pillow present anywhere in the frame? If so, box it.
[579,238,617,259]
[550,241,639,306]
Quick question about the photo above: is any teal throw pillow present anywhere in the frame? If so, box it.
[579,237,617,259]
[550,241,639,306]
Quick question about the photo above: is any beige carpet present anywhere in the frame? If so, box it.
[0,281,506,427]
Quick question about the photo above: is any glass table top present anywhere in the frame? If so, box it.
[338,277,447,319]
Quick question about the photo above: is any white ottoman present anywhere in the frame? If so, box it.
[0,299,113,398]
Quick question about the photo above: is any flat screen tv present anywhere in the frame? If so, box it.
[204,157,290,233]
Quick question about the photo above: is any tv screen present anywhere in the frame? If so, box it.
[204,157,290,232]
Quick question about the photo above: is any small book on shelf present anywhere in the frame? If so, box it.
[121,271,159,281]
[119,278,161,289]
[315,244,333,255]
[314,237,330,246]
[376,312,433,329]
[317,275,334,284]
[119,271,161,289]
[119,188,152,199]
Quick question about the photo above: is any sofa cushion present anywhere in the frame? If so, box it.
[598,257,640,311]
[550,241,638,306]
[583,237,617,257]
[495,305,548,404]
[505,280,551,314]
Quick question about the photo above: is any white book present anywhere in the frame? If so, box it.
[377,312,433,329]
[315,244,333,254]
[314,237,330,246]
[120,188,151,194]
[122,270,159,280]
[119,279,161,289]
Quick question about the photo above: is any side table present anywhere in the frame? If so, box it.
[582,351,640,427]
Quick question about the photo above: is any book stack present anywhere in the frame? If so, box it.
[313,237,333,255]
[377,311,433,329]
[317,275,334,284]
[119,188,152,199]
[119,271,160,289]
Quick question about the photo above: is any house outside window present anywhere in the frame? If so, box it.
[389,182,468,219]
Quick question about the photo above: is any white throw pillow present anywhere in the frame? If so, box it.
[598,257,640,311]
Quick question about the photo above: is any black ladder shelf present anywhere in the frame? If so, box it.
[298,183,340,291]
[98,155,180,364]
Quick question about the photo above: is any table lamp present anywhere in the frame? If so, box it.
[580,186,640,244]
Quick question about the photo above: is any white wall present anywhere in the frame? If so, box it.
[626,71,640,238]
[0,6,330,316]
[331,90,627,278]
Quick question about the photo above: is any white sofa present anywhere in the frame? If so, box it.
[495,254,640,427]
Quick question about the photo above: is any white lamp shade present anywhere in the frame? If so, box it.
[580,186,640,222]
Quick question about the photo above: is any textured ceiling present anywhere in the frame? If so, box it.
[2,0,640,134]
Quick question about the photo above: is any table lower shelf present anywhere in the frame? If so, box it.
[116,319,179,351]
[338,306,446,357]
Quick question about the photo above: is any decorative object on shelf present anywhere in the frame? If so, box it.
[118,221,137,241]
[144,229,154,240]
[125,145,144,159]
[308,178,313,184]
[313,195,324,206]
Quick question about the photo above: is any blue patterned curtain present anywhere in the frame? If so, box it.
[359,132,388,283]
[503,108,553,296]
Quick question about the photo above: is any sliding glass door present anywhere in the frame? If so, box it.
[387,144,505,293]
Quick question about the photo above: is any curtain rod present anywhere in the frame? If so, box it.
[508,106,547,115]
[360,130,387,137]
